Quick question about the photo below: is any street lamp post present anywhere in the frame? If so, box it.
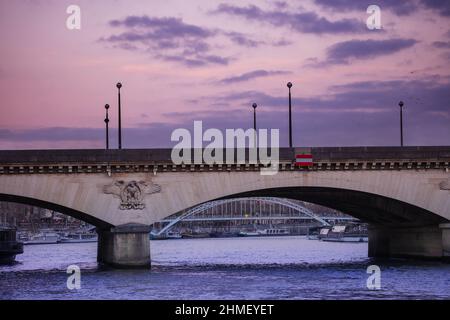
[399,101,404,147]
[252,103,258,131]
[116,82,123,149]
[104,104,110,150]
[252,103,257,148]
[287,82,293,148]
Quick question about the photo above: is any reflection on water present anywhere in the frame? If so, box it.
[1,236,449,300]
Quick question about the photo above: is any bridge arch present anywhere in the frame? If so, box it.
[215,187,448,227]
[151,184,449,260]
[0,193,113,229]
[151,185,447,237]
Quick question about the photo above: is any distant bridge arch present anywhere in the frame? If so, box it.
[152,197,335,236]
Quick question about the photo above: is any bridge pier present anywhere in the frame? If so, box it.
[97,224,151,268]
[368,224,450,261]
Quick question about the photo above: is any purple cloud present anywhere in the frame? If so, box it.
[109,16,213,38]
[224,31,263,47]
[433,41,450,48]
[103,16,229,67]
[420,0,450,16]
[323,38,418,65]
[103,15,283,66]
[0,127,103,142]
[156,54,230,67]
[212,4,365,34]
[315,0,418,16]
[315,0,450,17]
[219,70,291,84]
[206,78,450,118]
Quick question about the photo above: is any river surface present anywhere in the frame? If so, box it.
[0,236,449,300]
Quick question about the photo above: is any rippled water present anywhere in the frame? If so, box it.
[1,236,449,300]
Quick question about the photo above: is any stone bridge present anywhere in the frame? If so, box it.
[0,146,449,267]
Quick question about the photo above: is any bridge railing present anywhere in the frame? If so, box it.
[1,147,448,174]
[0,146,449,164]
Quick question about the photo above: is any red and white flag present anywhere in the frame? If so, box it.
[295,153,313,167]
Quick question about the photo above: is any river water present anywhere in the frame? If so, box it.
[0,236,449,300]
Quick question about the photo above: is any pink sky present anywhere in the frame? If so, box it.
[0,0,449,149]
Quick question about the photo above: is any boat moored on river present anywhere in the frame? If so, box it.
[318,225,368,243]
[59,232,98,243]
[239,228,290,237]
[23,232,60,245]
[150,231,183,240]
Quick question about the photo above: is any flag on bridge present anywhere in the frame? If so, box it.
[295,148,313,167]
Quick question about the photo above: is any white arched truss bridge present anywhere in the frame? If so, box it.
[151,197,359,236]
